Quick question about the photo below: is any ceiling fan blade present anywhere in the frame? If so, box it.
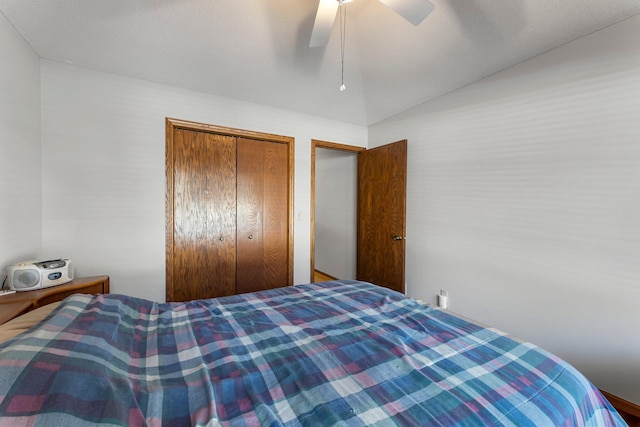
[378,0,435,26]
[309,0,340,47]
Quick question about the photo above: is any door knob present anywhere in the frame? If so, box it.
[392,235,404,241]
[248,235,254,240]
[219,236,224,242]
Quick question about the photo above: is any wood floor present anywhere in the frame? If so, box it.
[621,412,640,427]
[601,390,640,426]
[313,270,337,282]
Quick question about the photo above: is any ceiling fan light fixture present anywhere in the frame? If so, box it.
[309,0,435,48]
[310,0,435,92]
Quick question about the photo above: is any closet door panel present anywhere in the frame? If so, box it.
[236,138,288,294]
[173,129,237,301]
[237,138,265,292]
[262,141,289,290]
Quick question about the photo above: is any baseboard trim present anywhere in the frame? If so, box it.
[601,389,640,418]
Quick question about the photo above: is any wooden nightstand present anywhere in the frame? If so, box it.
[0,275,110,325]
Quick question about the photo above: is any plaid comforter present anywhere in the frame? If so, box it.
[0,281,625,426]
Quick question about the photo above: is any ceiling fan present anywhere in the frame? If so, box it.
[309,0,435,47]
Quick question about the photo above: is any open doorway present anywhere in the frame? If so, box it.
[310,140,364,283]
[311,139,407,292]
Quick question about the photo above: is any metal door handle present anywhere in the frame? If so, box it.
[392,235,404,241]
[248,235,254,240]
[219,236,224,242]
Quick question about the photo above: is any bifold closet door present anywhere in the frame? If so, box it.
[172,129,237,301]
[236,138,289,294]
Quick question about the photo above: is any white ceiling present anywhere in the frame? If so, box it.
[1,0,639,126]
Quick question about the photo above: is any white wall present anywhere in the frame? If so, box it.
[0,13,41,273]
[369,15,640,404]
[40,60,367,302]
[315,148,358,279]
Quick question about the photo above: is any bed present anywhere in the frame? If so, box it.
[0,280,625,426]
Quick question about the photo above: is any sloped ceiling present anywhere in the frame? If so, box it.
[1,0,639,125]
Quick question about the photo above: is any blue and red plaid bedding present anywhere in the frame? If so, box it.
[0,280,625,426]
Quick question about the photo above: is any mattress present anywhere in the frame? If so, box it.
[0,302,60,344]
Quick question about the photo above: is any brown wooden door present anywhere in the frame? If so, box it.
[236,138,289,294]
[357,140,407,293]
[171,129,237,301]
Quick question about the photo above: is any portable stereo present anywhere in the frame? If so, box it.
[6,259,74,291]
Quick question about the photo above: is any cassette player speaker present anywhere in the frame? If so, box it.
[6,259,74,291]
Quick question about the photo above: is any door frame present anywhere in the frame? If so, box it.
[310,139,365,283]
[166,118,295,301]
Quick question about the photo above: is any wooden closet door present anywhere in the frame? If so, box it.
[171,129,237,301]
[236,138,289,294]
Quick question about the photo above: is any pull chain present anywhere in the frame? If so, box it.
[339,1,347,91]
